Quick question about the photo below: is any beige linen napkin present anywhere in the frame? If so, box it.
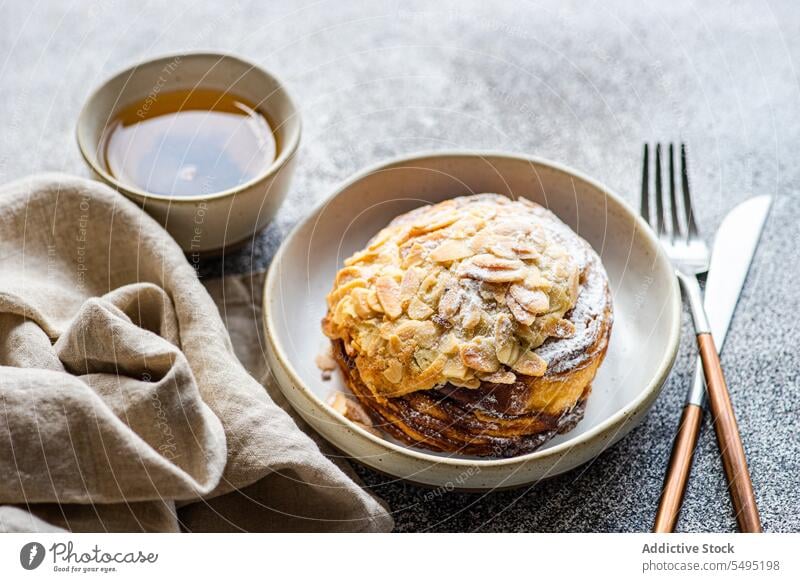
[0,174,392,532]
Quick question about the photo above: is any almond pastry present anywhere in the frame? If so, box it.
[322,194,613,457]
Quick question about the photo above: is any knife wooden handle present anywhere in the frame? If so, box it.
[654,403,703,532]
[697,332,762,533]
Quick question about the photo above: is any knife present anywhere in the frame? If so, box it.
[685,195,773,407]
[653,195,772,533]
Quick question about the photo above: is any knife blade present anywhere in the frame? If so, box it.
[686,195,772,406]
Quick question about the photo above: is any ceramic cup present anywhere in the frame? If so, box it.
[77,52,301,252]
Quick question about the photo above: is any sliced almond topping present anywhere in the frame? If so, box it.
[460,300,484,331]
[332,296,358,325]
[418,270,440,297]
[440,333,460,355]
[492,219,533,237]
[383,360,404,383]
[428,274,452,304]
[515,323,544,347]
[512,241,540,260]
[410,354,447,389]
[409,214,458,235]
[449,376,481,389]
[509,284,550,314]
[506,293,536,325]
[429,239,474,263]
[407,296,434,320]
[366,229,391,251]
[490,283,508,304]
[538,277,553,290]
[468,231,492,253]
[553,319,575,339]
[458,264,527,283]
[381,264,405,279]
[546,244,567,261]
[376,275,402,319]
[334,266,363,287]
[495,341,520,368]
[362,330,381,356]
[479,369,516,384]
[512,350,547,376]
[438,285,463,318]
[399,267,424,304]
[415,320,439,347]
[489,236,517,259]
[452,216,483,237]
[476,206,496,221]
[548,318,576,338]
[443,358,470,380]
[367,289,384,313]
[394,321,436,348]
[327,278,367,307]
[344,247,379,266]
[522,266,544,288]
[413,348,436,371]
[386,334,402,354]
[494,314,519,365]
[459,338,500,373]
[470,253,525,271]
[377,323,393,340]
[395,320,425,340]
[401,242,426,268]
[350,288,374,318]
[328,392,375,428]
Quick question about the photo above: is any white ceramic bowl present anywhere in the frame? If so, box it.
[77,52,301,252]
[263,152,680,489]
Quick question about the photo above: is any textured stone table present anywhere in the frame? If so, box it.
[2,0,797,532]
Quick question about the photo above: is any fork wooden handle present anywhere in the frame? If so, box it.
[654,403,703,532]
[697,332,762,532]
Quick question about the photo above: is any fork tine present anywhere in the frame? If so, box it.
[680,144,699,237]
[655,144,667,237]
[640,144,650,222]
[668,144,683,241]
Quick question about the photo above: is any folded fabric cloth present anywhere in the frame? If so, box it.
[0,174,393,532]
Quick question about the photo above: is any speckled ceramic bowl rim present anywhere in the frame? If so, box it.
[76,51,302,203]
[263,150,681,468]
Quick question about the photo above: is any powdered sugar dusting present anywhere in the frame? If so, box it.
[531,206,612,373]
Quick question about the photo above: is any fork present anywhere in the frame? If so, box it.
[642,144,762,533]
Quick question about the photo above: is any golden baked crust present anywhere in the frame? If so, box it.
[322,194,613,457]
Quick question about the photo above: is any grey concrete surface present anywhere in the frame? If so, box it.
[1,0,798,532]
